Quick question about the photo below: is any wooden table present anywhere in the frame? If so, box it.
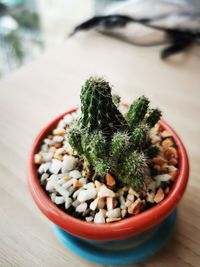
[0,32,200,267]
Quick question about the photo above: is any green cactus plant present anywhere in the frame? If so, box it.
[68,76,162,189]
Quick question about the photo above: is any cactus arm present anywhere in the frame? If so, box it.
[126,96,149,129]
[67,127,83,155]
[118,152,147,189]
[145,108,162,128]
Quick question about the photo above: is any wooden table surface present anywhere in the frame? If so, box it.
[0,32,200,267]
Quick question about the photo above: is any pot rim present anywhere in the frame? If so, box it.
[28,108,189,241]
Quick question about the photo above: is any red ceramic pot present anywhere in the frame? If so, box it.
[28,108,189,242]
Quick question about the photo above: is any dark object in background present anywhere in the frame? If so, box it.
[71,14,200,59]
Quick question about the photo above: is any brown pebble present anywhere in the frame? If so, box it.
[160,164,170,173]
[128,199,143,215]
[154,188,165,203]
[162,138,174,150]
[106,173,116,187]
[54,142,62,148]
[149,156,166,166]
[73,180,83,189]
[47,135,53,140]
[164,147,178,160]
[168,158,178,166]
[169,171,177,181]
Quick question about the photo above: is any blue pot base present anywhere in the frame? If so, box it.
[52,210,177,265]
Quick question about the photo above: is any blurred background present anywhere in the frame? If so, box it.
[0,0,199,78]
[0,0,130,78]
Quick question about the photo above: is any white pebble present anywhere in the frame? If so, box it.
[44,138,53,145]
[168,166,177,172]
[90,198,98,211]
[62,178,76,189]
[64,114,73,125]
[94,209,105,224]
[49,159,62,174]
[50,192,56,202]
[38,162,51,174]
[72,199,80,208]
[62,155,77,173]
[58,119,66,128]
[67,186,75,196]
[106,208,121,218]
[79,178,87,185]
[55,196,65,205]
[83,182,95,189]
[54,183,69,198]
[41,144,48,152]
[119,195,126,210]
[127,194,135,202]
[71,112,79,120]
[46,181,54,192]
[42,152,54,162]
[73,188,84,199]
[69,170,82,179]
[53,136,64,143]
[154,174,171,187]
[41,173,49,182]
[77,188,97,202]
[76,203,87,213]
[65,197,72,209]
[98,185,115,198]
[86,216,93,222]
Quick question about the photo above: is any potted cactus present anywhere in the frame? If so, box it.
[28,77,189,265]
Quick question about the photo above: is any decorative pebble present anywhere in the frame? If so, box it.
[94,209,105,224]
[106,208,121,218]
[53,128,66,136]
[72,199,80,208]
[86,216,93,222]
[55,196,65,205]
[50,193,56,202]
[77,188,97,202]
[41,173,49,182]
[76,203,87,213]
[34,154,43,164]
[64,114,74,125]
[98,185,115,198]
[90,198,98,211]
[62,178,76,189]
[79,178,87,185]
[69,170,82,179]
[53,136,64,143]
[38,162,51,174]
[42,152,54,162]
[49,159,62,174]
[83,182,95,189]
[105,173,116,187]
[73,188,84,199]
[128,199,143,215]
[154,188,165,203]
[65,197,72,209]
[106,217,121,223]
[62,155,77,173]
[106,197,114,211]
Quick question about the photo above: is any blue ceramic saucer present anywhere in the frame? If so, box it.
[52,210,177,265]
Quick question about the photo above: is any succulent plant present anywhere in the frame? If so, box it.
[68,77,162,189]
